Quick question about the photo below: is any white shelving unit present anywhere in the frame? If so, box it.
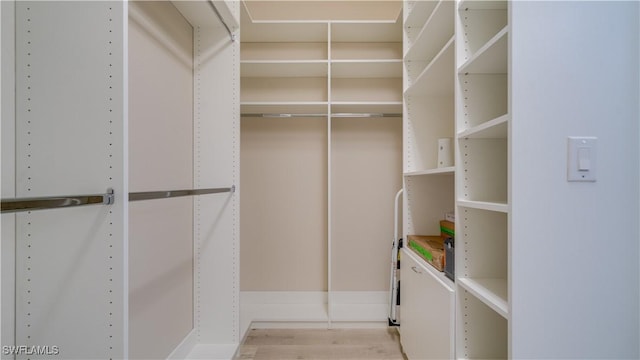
[455,0,510,358]
[240,5,402,333]
[1,1,240,359]
[240,15,329,117]
[401,1,456,358]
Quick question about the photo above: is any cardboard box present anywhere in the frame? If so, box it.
[440,220,454,238]
[407,235,445,272]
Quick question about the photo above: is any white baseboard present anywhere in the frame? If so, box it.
[240,291,329,338]
[240,291,390,337]
[185,343,239,360]
[331,291,390,323]
[167,329,198,360]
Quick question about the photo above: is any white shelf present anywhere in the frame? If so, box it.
[331,60,402,78]
[404,0,455,61]
[241,60,328,77]
[457,277,508,319]
[457,200,508,213]
[404,1,438,29]
[459,26,508,74]
[331,101,402,114]
[332,21,402,43]
[459,0,508,11]
[405,36,455,96]
[331,42,402,61]
[241,20,327,42]
[458,114,509,139]
[241,102,328,115]
[404,166,455,177]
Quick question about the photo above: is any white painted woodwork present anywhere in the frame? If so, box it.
[240,7,403,328]
[400,249,454,360]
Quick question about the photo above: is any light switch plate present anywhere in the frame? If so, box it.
[568,136,597,182]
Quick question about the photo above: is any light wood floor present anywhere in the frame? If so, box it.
[235,328,408,360]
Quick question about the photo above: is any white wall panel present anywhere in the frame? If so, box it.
[12,2,126,359]
[510,1,639,358]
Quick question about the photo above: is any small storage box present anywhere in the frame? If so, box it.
[407,235,445,271]
[440,220,454,238]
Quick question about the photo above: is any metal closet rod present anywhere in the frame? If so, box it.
[1,186,236,213]
[129,186,235,202]
[1,188,115,214]
[208,0,235,42]
[242,112,403,118]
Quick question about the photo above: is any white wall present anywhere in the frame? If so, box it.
[511,1,639,358]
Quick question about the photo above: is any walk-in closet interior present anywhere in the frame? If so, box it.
[1,1,639,360]
[239,0,404,333]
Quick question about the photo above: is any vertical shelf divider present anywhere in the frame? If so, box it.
[327,22,333,326]
[455,0,510,358]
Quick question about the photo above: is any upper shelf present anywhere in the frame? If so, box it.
[173,1,239,31]
[404,0,454,61]
[242,21,327,42]
[459,0,508,10]
[331,21,402,43]
[404,1,439,29]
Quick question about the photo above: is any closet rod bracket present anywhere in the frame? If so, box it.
[105,188,115,205]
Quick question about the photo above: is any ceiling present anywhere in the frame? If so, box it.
[242,0,403,22]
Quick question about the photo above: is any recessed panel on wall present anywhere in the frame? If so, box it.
[331,117,402,291]
[241,117,328,291]
[128,2,194,358]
